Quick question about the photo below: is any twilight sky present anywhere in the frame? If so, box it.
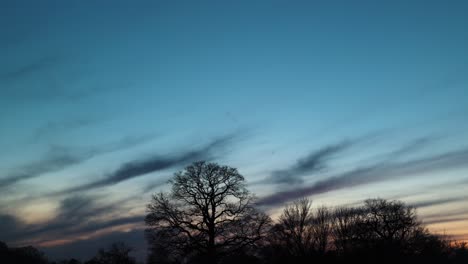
[1,0,468,261]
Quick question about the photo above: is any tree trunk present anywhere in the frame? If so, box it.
[208,222,216,264]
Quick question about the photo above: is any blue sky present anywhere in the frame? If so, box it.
[1,0,468,260]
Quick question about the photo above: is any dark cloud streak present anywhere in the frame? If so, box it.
[0,135,156,189]
[54,134,238,194]
[409,197,467,209]
[1,195,143,247]
[0,148,83,189]
[262,133,386,186]
[257,145,468,207]
[267,141,352,184]
[423,216,468,225]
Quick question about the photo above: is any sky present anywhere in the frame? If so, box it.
[1,0,468,261]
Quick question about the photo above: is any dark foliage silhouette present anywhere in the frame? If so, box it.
[84,242,136,264]
[145,161,271,264]
[0,241,48,264]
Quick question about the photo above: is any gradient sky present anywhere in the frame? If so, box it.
[1,0,468,261]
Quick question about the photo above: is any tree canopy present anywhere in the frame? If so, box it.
[145,161,270,263]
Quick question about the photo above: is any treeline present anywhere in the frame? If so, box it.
[0,241,136,264]
[144,162,468,264]
[2,162,468,264]
[2,198,467,264]
[145,198,468,264]
[259,198,468,264]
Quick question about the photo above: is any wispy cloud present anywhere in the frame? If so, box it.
[1,195,143,246]
[409,196,467,209]
[0,134,156,189]
[423,216,468,225]
[257,144,468,207]
[54,133,238,194]
[0,56,59,82]
[142,178,170,193]
[0,55,105,104]
[266,141,352,185]
[31,118,97,142]
[32,198,143,245]
[258,133,387,186]
[382,137,433,160]
[26,196,120,237]
[0,147,84,189]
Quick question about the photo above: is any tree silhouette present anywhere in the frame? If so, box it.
[362,199,420,242]
[267,198,332,263]
[329,198,443,263]
[270,198,316,258]
[145,161,271,264]
[85,242,135,264]
[331,206,366,254]
[0,242,48,264]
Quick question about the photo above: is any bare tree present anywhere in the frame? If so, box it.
[331,206,366,253]
[331,198,432,262]
[271,198,333,258]
[362,199,420,243]
[145,161,271,263]
[273,198,315,257]
[312,206,332,254]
